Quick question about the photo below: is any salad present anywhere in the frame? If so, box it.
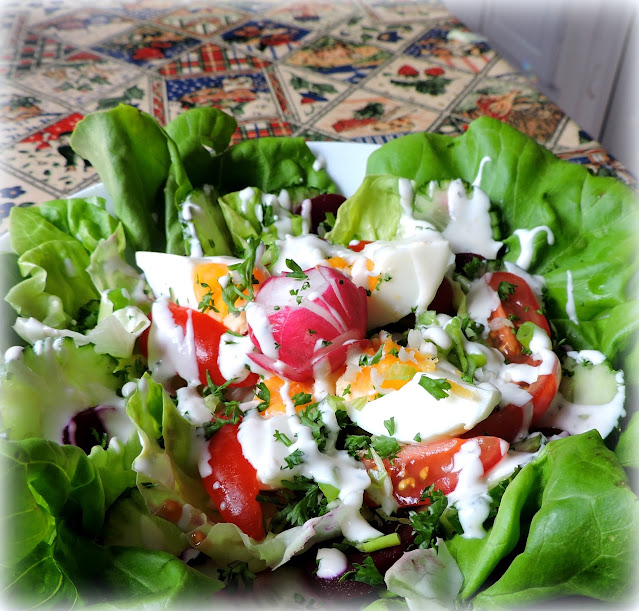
[1,104,637,610]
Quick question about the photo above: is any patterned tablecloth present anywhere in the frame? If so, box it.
[0,0,635,232]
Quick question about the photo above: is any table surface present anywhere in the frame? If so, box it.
[1,0,635,232]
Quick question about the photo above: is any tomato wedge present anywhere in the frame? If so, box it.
[202,423,265,541]
[139,302,258,388]
[487,271,550,358]
[362,436,507,507]
[464,272,559,441]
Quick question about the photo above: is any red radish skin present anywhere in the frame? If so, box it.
[247,266,368,381]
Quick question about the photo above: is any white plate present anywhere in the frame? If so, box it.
[71,141,381,206]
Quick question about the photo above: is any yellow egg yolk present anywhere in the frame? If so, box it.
[192,263,268,331]
[337,336,441,401]
[326,256,380,294]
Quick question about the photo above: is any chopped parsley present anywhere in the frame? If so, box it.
[340,556,384,587]
[497,281,517,301]
[221,237,260,313]
[285,258,308,279]
[277,476,329,526]
[384,417,396,436]
[219,561,255,592]
[255,381,271,411]
[197,279,219,313]
[372,435,401,461]
[281,448,304,470]
[409,485,448,549]
[292,391,312,406]
[298,403,330,451]
[359,344,384,367]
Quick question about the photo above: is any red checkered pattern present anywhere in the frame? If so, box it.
[231,120,293,143]
[160,43,269,77]
[268,69,288,115]
[152,79,166,125]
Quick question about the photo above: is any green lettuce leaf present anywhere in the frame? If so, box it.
[1,438,105,565]
[70,104,171,252]
[101,489,187,555]
[615,411,639,468]
[219,186,305,255]
[447,431,638,607]
[6,199,129,330]
[53,521,222,607]
[0,337,123,442]
[364,117,639,375]
[215,137,337,196]
[88,437,142,510]
[0,251,25,351]
[36,196,120,253]
[325,174,405,244]
[383,545,463,609]
[0,438,221,608]
[164,106,237,188]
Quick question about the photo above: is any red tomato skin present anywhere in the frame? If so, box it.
[138,303,258,388]
[487,271,550,358]
[202,423,265,541]
[347,240,372,253]
[363,436,507,507]
[468,272,559,441]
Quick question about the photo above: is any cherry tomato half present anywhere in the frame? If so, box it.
[202,423,265,541]
[487,271,550,358]
[463,272,559,441]
[362,436,507,507]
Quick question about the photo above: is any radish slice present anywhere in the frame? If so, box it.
[246,267,368,381]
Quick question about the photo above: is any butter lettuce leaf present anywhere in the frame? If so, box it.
[325,175,404,244]
[0,438,221,608]
[447,431,638,607]
[70,104,171,252]
[215,136,337,196]
[365,117,639,376]
[0,337,122,442]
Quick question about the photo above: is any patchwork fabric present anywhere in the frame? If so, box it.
[0,0,634,228]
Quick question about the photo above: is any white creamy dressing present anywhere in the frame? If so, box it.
[180,195,204,257]
[316,547,348,579]
[217,332,254,384]
[442,179,503,259]
[236,389,381,543]
[147,297,200,385]
[446,439,493,538]
[514,226,554,270]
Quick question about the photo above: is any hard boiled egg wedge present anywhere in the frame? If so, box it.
[337,335,501,443]
[272,230,454,330]
[135,251,267,333]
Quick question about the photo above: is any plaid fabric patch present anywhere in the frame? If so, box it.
[231,120,292,143]
[267,69,288,115]
[160,43,269,76]
[12,34,73,74]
